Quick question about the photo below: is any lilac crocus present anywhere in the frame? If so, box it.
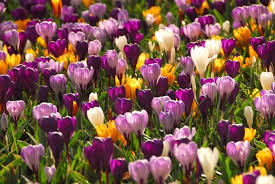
[204,23,221,38]
[4,29,19,50]
[49,74,67,96]
[44,166,56,183]
[116,58,127,81]
[141,139,163,160]
[106,50,118,69]
[69,64,94,91]
[229,124,245,142]
[33,102,59,121]
[110,158,128,184]
[173,141,197,173]
[159,110,175,132]
[225,60,240,78]
[89,3,106,19]
[84,137,114,171]
[151,96,171,114]
[164,100,185,122]
[140,63,161,87]
[6,100,25,124]
[180,56,195,76]
[58,116,76,145]
[115,114,133,141]
[201,82,217,104]
[226,141,250,170]
[174,126,196,141]
[149,156,172,184]
[102,18,118,38]
[182,22,201,41]
[216,76,237,103]
[21,144,45,174]
[114,98,132,115]
[175,88,193,116]
[35,21,57,42]
[48,132,65,166]
[254,93,275,122]
[222,38,236,58]
[68,31,85,49]
[88,40,101,55]
[128,159,150,184]
[124,44,140,72]
[125,110,148,140]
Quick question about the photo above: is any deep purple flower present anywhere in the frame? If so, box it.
[217,120,230,145]
[140,63,161,87]
[229,124,245,142]
[63,93,80,116]
[124,44,140,72]
[141,139,163,160]
[191,0,204,9]
[156,76,169,97]
[144,58,162,67]
[108,86,126,101]
[196,14,216,29]
[61,6,78,23]
[48,132,65,166]
[198,95,211,120]
[38,85,49,103]
[250,37,265,51]
[225,60,240,78]
[82,101,99,117]
[21,144,45,174]
[180,56,194,76]
[175,88,194,116]
[0,75,14,110]
[87,55,101,81]
[18,32,27,54]
[84,137,114,171]
[12,8,26,20]
[48,39,66,57]
[137,89,154,114]
[114,98,132,115]
[177,72,191,89]
[228,82,240,105]
[76,41,88,60]
[242,174,257,184]
[222,38,236,58]
[166,90,176,100]
[110,158,128,183]
[38,115,58,134]
[173,141,197,173]
[210,1,225,14]
[58,116,76,145]
[257,42,273,70]
[124,19,141,34]
[115,114,132,141]
[31,4,46,19]
[57,28,68,40]
[226,141,250,169]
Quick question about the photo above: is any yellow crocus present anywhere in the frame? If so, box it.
[37,36,47,49]
[249,166,267,176]
[243,128,256,142]
[231,174,243,184]
[233,26,251,47]
[161,64,176,85]
[96,120,126,145]
[249,88,260,100]
[136,53,149,71]
[116,75,143,99]
[0,60,8,74]
[213,58,225,73]
[51,0,62,18]
[6,53,21,68]
[256,148,273,170]
[82,0,94,9]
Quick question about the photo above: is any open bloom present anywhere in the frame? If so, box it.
[226,141,250,169]
[129,159,150,184]
[87,106,104,128]
[35,21,57,42]
[125,110,148,138]
[140,63,161,87]
[256,148,273,170]
[155,27,174,53]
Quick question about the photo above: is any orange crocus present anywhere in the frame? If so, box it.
[51,0,62,18]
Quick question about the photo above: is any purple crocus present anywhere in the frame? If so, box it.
[175,88,193,116]
[44,166,56,183]
[198,95,211,120]
[225,60,240,78]
[137,89,154,114]
[21,144,45,174]
[144,58,162,67]
[124,44,140,72]
[159,110,175,132]
[84,137,114,172]
[101,18,118,38]
[226,141,250,170]
[173,126,196,141]
[76,41,88,60]
[151,96,171,114]
[33,102,59,121]
[4,29,19,50]
[115,114,133,141]
[6,100,25,125]
[63,93,80,116]
[163,100,185,123]
[106,49,118,69]
[49,74,67,96]
[222,38,236,58]
[177,72,191,89]
[38,86,49,104]
[68,31,85,49]
[217,120,230,146]
[149,156,172,184]
[173,141,197,173]
[180,56,195,76]
[141,139,163,160]
[110,158,128,184]
[88,40,102,55]
[48,39,66,57]
[216,76,237,105]
[35,21,57,42]
[89,3,106,19]
[181,22,201,41]
[82,101,99,117]
[250,37,265,51]
[140,63,161,87]
[128,159,150,184]
[38,115,58,134]
[116,58,127,82]
[114,98,132,115]
[229,124,245,142]
[48,132,65,166]
[201,82,217,104]
[156,77,169,97]
[58,116,76,145]
[254,93,275,122]
[108,86,126,101]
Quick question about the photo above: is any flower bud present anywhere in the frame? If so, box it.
[260,72,274,90]
[87,107,104,128]
[244,106,253,128]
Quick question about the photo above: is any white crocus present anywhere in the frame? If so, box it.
[256,175,275,184]
[25,53,34,62]
[204,39,222,59]
[89,92,98,102]
[145,14,156,26]
[244,106,253,128]
[87,107,104,128]
[155,28,174,53]
[198,147,219,183]
[191,46,210,78]
[148,41,155,53]
[260,72,274,90]
[222,20,230,34]
[271,0,275,13]
[115,35,127,53]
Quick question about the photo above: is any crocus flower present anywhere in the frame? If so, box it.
[217,120,230,145]
[155,28,174,53]
[128,159,150,184]
[6,100,25,124]
[63,93,80,116]
[180,56,194,76]
[140,63,161,87]
[49,74,67,96]
[0,113,7,131]
[35,21,57,42]
[115,114,133,141]
[175,88,193,116]
[108,86,126,101]
[226,141,250,169]
[87,106,104,128]
[229,124,245,142]
[250,37,265,51]
[201,82,217,104]
[71,65,94,91]
[58,116,76,145]
[89,3,106,19]
[125,110,148,140]
[114,98,132,115]
[115,36,128,53]
[216,76,237,104]
[44,166,56,183]
[254,93,275,122]
[198,95,211,120]
[141,139,163,160]
[256,175,275,184]
[225,60,240,78]
[48,131,65,166]
[177,72,191,89]
[159,110,175,132]
[156,76,169,97]
[51,0,62,18]
[110,158,128,184]
[256,148,273,170]
[82,101,99,117]
[197,147,219,182]
[68,31,85,49]
[222,38,236,58]
[76,41,88,60]
[244,106,253,128]
[191,46,210,78]
[173,141,197,173]
[48,39,66,57]
[182,22,201,41]
[124,44,140,72]
[102,18,118,38]
[21,144,45,174]
[106,50,118,69]
[151,96,171,115]
[149,156,172,184]
[204,39,222,58]
[84,137,114,171]
[4,29,19,50]
[164,100,185,123]
[260,72,274,90]
[173,126,196,141]
[33,102,59,121]
[38,115,58,134]
[88,40,101,55]
[137,89,153,114]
